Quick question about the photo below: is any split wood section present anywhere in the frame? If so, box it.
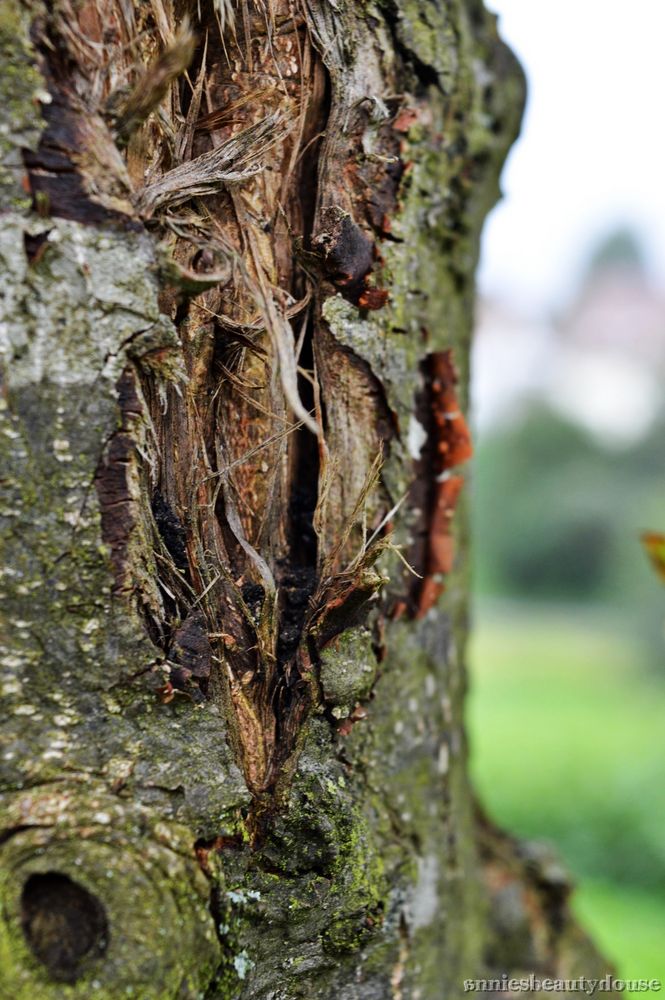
[26,1,472,813]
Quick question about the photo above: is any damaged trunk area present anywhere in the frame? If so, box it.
[22,0,475,819]
[125,2,332,807]
[83,0,393,812]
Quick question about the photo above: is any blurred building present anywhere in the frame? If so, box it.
[472,229,665,446]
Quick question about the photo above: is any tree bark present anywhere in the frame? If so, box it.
[0,1,616,997]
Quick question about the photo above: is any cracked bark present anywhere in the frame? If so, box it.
[0,1,618,998]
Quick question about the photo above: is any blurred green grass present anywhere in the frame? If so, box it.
[467,601,665,989]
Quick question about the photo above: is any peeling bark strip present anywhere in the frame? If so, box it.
[403,349,473,619]
[95,368,144,596]
[22,18,135,224]
[416,349,473,616]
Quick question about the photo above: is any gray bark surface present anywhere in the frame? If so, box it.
[0,1,616,997]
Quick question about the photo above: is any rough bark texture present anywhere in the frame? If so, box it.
[0,2,616,998]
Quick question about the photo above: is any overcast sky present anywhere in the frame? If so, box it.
[478,0,665,314]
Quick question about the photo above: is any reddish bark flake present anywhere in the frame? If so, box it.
[156,682,176,705]
[413,351,473,619]
[430,351,473,472]
[393,107,420,133]
[428,474,464,576]
[358,287,389,310]
[414,474,464,619]
[337,703,369,736]
[194,835,242,877]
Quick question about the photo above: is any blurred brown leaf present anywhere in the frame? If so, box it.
[641,531,665,584]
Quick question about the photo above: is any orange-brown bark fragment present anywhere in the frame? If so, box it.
[414,351,473,618]
[430,351,473,471]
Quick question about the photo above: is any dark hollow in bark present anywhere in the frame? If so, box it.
[20,872,109,982]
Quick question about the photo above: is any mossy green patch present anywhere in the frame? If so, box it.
[318,626,378,715]
[0,2,47,209]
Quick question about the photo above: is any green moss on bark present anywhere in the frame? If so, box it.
[0,212,246,996]
[0,2,46,210]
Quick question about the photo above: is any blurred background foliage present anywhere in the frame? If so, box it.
[468,602,665,988]
[473,406,665,659]
[470,127,665,1000]
[466,2,665,988]
[468,236,665,988]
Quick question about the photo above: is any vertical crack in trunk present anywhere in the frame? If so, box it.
[132,2,333,814]
[405,351,473,619]
[39,0,390,818]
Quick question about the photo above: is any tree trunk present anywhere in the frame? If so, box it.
[0,1,616,997]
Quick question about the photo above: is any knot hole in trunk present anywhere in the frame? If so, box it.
[20,872,109,982]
